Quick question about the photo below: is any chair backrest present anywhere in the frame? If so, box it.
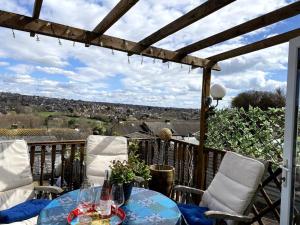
[86,135,128,185]
[200,151,265,216]
[0,140,34,210]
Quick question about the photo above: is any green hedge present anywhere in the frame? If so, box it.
[206,107,285,164]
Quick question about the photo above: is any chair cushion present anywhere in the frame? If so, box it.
[200,152,265,215]
[177,204,214,225]
[0,199,51,224]
[86,136,128,185]
[0,140,33,192]
[0,183,35,210]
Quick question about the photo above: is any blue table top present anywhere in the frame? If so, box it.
[38,187,181,225]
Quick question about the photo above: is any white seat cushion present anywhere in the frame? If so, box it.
[86,136,128,185]
[200,152,265,215]
[0,183,34,210]
[0,140,33,192]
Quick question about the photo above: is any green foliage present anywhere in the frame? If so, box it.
[231,88,285,110]
[110,141,151,184]
[206,107,285,164]
[93,123,107,135]
[128,142,151,181]
[109,160,135,184]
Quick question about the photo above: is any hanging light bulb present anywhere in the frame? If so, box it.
[141,54,144,65]
[12,29,15,39]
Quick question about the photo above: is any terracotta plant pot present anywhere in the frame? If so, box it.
[148,164,175,197]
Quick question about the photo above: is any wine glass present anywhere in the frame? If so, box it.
[77,183,93,223]
[111,184,125,213]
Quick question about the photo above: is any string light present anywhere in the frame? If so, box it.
[12,29,15,38]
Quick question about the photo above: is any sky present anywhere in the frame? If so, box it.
[0,0,299,109]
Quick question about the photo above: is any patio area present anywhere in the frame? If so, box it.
[0,0,300,224]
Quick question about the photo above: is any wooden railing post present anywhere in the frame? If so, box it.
[197,67,212,190]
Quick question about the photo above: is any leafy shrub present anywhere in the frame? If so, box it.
[206,107,285,164]
[231,88,285,110]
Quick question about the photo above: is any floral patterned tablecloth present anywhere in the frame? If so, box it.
[38,187,181,225]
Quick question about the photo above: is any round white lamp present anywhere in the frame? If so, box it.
[210,84,226,100]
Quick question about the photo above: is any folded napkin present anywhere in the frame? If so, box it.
[0,199,51,224]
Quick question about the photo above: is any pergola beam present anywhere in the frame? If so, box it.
[0,10,220,70]
[176,1,300,56]
[30,0,43,37]
[93,0,139,35]
[129,0,235,56]
[207,28,300,63]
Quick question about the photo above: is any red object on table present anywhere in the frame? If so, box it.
[67,206,126,224]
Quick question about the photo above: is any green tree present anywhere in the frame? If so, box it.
[231,88,285,110]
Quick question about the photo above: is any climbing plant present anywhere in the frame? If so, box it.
[206,107,285,164]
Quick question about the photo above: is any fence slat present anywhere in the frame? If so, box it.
[29,145,35,174]
[61,144,66,188]
[40,145,46,186]
[79,143,85,184]
[69,144,76,190]
[50,145,56,186]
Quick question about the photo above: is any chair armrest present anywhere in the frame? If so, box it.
[34,186,64,195]
[173,185,205,196]
[205,211,253,222]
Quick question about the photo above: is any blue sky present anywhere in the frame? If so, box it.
[0,0,299,108]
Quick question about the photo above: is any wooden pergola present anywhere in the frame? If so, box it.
[0,0,300,189]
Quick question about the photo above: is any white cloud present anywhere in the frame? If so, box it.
[0,0,294,108]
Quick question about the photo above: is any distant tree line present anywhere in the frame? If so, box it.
[231,88,285,110]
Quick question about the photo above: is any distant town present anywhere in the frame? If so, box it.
[0,92,200,141]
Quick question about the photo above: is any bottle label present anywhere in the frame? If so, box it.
[98,200,111,216]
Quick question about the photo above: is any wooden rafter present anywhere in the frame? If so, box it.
[176,1,300,56]
[0,10,220,70]
[207,28,300,63]
[93,0,139,35]
[129,0,235,56]
[30,0,43,37]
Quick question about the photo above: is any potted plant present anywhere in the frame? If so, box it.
[110,143,151,202]
[110,160,135,202]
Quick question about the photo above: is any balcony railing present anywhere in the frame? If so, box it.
[27,138,282,225]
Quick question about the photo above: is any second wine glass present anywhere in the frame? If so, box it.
[111,183,125,213]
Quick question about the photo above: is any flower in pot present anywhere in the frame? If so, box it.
[109,160,135,202]
[110,143,151,202]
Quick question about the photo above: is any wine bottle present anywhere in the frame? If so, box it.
[99,170,112,218]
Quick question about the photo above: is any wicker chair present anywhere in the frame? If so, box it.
[174,151,267,225]
[0,140,63,225]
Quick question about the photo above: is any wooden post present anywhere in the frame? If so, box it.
[197,67,212,190]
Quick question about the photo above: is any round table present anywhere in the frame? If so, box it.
[38,187,181,225]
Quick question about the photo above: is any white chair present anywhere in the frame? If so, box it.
[175,151,267,225]
[0,140,62,225]
[86,135,128,185]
